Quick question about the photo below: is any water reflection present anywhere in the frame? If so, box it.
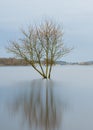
[9,79,63,130]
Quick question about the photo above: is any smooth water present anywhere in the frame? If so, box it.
[0,66,93,130]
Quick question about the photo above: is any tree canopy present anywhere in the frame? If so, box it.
[7,20,72,79]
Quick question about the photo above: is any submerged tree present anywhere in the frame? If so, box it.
[7,20,71,79]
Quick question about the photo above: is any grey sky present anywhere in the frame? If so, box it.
[0,0,93,62]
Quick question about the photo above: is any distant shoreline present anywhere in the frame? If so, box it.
[0,58,93,66]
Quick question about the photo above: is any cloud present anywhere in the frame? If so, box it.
[0,0,93,61]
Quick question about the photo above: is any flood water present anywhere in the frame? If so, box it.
[0,65,93,130]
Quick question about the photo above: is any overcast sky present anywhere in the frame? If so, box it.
[0,0,93,62]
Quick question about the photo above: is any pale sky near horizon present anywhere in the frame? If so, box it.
[0,0,93,62]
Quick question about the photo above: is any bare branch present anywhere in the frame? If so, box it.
[6,20,72,79]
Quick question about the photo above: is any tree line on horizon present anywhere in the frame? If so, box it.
[0,58,57,66]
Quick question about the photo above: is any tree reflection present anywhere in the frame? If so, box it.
[9,80,63,130]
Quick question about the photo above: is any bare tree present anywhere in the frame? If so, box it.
[6,20,71,79]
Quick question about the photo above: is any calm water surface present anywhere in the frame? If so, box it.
[0,66,93,130]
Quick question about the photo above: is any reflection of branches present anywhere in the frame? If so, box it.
[9,80,63,130]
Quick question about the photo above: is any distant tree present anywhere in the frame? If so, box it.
[6,20,72,79]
